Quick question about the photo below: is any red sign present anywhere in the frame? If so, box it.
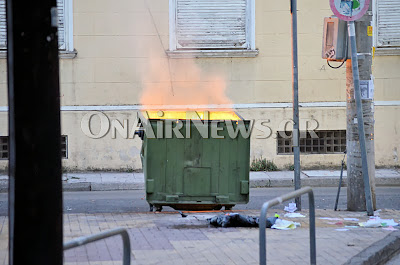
[330,0,370,21]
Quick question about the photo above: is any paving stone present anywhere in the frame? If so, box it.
[1,209,399,264]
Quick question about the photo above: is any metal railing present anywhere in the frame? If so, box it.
[64,227,131,265]
[259,187,316,265]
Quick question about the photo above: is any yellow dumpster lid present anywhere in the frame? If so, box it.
[140,110,242,121]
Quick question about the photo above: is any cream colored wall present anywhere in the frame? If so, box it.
[0,0,399,171]
[373,56,400,101]
[60,111,143,171]
[61,0,348,106]
[374,106,400,166]
[0,105,399,171]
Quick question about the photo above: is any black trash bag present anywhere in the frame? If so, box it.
[207,213,277,228]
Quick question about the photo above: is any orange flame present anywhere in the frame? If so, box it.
[143,110,241,121]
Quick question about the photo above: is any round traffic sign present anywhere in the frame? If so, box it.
[329,0,370,21]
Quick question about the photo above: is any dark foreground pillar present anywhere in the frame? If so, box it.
[7,0,63,264]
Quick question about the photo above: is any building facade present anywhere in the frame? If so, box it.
[0,0,399,171]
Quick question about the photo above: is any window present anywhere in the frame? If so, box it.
[168,0,257,58]
[61,135,68,159]
[0,1,4,49]
[0,136,68,159]
[0,136,8,159]
[0,0,74,54]
[373,0,400,55]
[277,130,346,155]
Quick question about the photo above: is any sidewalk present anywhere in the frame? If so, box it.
[1,209,399,264]
[0,169,399,192]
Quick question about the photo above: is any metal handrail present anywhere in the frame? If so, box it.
[64,227,131,265]
[259,187,316,265]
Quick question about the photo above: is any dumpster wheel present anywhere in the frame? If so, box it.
[224,205,234,211]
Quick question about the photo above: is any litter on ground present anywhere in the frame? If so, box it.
[271,219,301,230]
[359,217,398,228]
[382,226,397,231]
[335,228,349,232]
[284,202,297,213]
[207,213,277,228]
[207,213,301,230]
[343,218,359,221]
[284,213,306,218]
[374,209,382,216]
[319,217,342,221]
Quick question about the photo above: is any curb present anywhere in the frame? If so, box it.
[250,177,400,188]
[62,177,399,192]
[344,231,400,265]
[63,182,91,192]
[90,182,144,191]
[62,182,145,192]
[0,177,399,193]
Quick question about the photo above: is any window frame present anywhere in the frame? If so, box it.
[0,0,75,58]
[276,130,347,155]
[60,0,74,53]
[167,0,258,58]
[372,0,400,56]
[0,135,68,159]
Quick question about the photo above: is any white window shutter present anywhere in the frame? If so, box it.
[57,0,66,49]
[176,0,248,49]
[377,0,400,47]
[0,0,66,50]
[0,0,6,49]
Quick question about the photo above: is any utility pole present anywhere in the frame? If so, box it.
[7,0,63,264]
[346,6,376,212]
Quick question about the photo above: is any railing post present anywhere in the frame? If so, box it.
[259,202,269,265]
[308,190,316,265]
[259,187,316,265]
[121,229,131,265]
[64,228,131,265]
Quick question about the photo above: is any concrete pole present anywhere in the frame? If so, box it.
[346,8,376,212]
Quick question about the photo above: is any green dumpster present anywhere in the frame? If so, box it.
[138,110,250,211]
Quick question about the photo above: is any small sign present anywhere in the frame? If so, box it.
[354,80,374,100]
[330,0,370,21]
[367,26,373,36]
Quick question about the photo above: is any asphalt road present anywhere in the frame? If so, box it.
[0,187,399,215]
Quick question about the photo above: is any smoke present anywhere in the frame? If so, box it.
[140,56,232,109]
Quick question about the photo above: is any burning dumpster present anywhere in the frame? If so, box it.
[137,110,250,212]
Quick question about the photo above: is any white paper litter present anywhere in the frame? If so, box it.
[284,213,306,218]
[382,226,397,231]
[319,217,342,221]
[335,228,349,231]
[359,219,382,228]
[344,218,359,221]
[271,219,301,230]
[381,219,399,227]
[359,217,399,228]
[374,209,382,216]
[284,203,297,213]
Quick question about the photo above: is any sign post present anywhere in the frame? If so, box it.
[329,0,373,216]
[290,0,301,211]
